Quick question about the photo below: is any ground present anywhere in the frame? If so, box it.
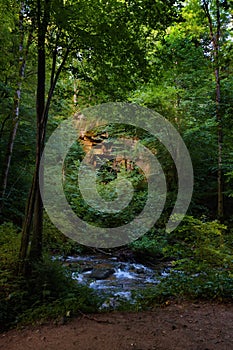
[1,301,233,350]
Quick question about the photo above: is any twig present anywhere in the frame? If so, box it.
[78,310,113,324]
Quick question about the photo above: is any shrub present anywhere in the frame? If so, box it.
[164,216,232,272]
[43,213,84,256]
[137,269,233,307]
[0,254,101,330]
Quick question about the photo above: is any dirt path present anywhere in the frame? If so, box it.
[1,302,233,350]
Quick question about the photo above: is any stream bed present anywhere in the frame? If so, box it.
[63,254,170,307]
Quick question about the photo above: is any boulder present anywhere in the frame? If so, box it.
[89,268,115,280]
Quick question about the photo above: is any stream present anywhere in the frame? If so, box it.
[62,254,170,308]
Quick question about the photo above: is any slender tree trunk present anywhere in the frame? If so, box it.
[215,58,223,218]
[215,0,224,219]
[30,44,70,260]
[0,3,32,215]
[18,0,49,274]
[18,170,37,273]
[203,0,224,219]
[18,0,70,274]
[28,15,46,261]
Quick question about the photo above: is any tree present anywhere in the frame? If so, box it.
[130,0,233,218]
[0,1,33,216]
[202,0,225,218]
[19,0,70,272]
[17,0,184,273]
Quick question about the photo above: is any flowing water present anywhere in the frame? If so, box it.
[63,254,170,307]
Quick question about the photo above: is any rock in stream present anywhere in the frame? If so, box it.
[63,254,169,308]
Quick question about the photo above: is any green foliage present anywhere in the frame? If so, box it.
[130,228,167,258]
[0,255,101,330]
[137,270,233,307]
[0,222,20,269]
[0,223,99,331]
[63,137,149,229]
[43,213,84,256]
[136,216,233,306]
[1,0,233,329]
[164,216,231,269]
[17,257,101,325]
[129,0,233,218]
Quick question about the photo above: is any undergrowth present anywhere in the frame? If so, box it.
[1,216,233,331]
[0,223,101,331]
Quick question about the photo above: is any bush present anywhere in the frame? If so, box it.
[0,254,101,330]
[163,216,232,272]
[130,228,167,258]
[135,216,233,307]
[20,257,101,325]
[137,269,233,307]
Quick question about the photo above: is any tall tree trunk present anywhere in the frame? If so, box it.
[215,0,224,219]
[0,2,32,215]
[203,0,224,219]
[29,43,70,262]
[18,0,49,274]
[28,5,46,261]
[18,0,70,274]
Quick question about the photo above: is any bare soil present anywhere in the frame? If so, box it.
[1,301,233,350]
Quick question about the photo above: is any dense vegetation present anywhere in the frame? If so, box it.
[0,0,233,330]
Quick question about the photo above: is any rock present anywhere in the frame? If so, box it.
[81,267,93,273]
[116,250,135,262]
[133,267,144,274]
[89,268,115,280]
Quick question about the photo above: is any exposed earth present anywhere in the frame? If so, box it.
[1,301,233,350]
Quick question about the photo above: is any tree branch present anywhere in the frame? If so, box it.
[202,0,217,50]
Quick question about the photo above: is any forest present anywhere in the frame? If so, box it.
[0,0,233,341]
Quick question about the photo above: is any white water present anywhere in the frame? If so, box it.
[68,255,169,298]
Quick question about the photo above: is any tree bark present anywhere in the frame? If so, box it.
[18,0,49,273]
[28,0,46,260]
